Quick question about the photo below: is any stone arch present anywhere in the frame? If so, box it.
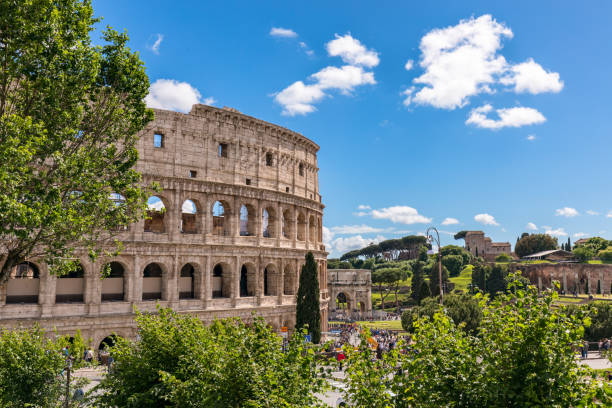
[297,212,306,241]
[336,291,352,311]
[181,199,199,234]
[212,200,231,236]
[179,263,196,299]
[240,263,256,297]
[212,262,231,298]
[282,208,293,239]
[56,263,85,303]
[144,195,168,233]
[262,206,277,238]
[98,334,119,350]
[6,261,40,304]
[101,261,125,302]
[308,215,316,242]
[240,204,256,236]
[143,262,164,300]
[263,263,279,296]
[283,263,296,295]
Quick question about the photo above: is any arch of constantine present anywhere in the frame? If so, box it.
[328,269,372,320]
[0,105,329,348]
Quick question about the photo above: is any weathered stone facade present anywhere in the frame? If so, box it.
[463,231,512,262]
[0,105,329,348]
[510,263,612,295]
[328,269,372,320]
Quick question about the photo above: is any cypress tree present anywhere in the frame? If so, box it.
[418,280,431,300]
[296,252,321,343]
[410,260,424,303]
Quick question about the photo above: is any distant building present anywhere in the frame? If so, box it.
[521,249,577,262]
[328,269,372,320]
[461,231,512,262]
[574,238,592,247]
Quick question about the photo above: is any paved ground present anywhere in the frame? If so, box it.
[74,355,612,407]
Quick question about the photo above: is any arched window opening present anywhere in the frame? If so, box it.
[262,207,276,238]
[212,201,230,236]
[212,264,230,298]
[143,263,163,300]
[56,264,85,303]
[179,264,195,299]
[99,335,119,351]
[265,152,273,166]
[282,209,293,239]
[298,163,304,176]
[7,262,40,304]
[359,301,366,313]
[181,200,198,234]
[337,292,348,309]
[283,264,295,295]
[240,204,256,236]
[297,213,306,241]
[240,265,249,297]
[264,264,278,296]
[309,215,316,242]
[102,262,124,302]
[144,196,166,233]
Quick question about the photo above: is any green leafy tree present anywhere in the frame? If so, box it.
[0,326,66,407]
[418,280,431,301]
[495,253,512,262]
[442,254,464,277]
[386,268,406,313]
[440,244,472,265]
[426,261,449,297]
[94,308,328,407]
[568,301,612,341]
[598,247,612,263]
[371,267,398,310]
[410,260,425,303]
[296,252,321,343]
[0,0,152,280]
[576,237,611,253]
[486,264,508,296]
[402,293,482,334]
[471,261,489,292]
[514,233,558,258]
[345,276,609,407]
[573,246,595,262]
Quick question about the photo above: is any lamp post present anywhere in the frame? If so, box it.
[426,227,443,305]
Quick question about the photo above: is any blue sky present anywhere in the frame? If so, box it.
[96,1,612,257]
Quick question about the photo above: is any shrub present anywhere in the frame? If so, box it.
[495,253,512,262]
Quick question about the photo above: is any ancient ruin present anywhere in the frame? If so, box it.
[328,269,372,320]
[0,105,329,348]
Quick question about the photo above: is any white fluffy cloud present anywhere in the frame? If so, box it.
[527,134,536,141]
[404,15,563,111]
[466,104,546,129]
[545,227,567,237]
[275,34,378,116]
[474,213,499,226]
[501,58,563,94]
[149,33,163,55]
[145,79,214,113]
[270,27,298,38]
[370,206,432,224]
[330,225,389,234]
[574,232,587,238]
[441,217,459,225]
[555,207,579,217]
[526,222,538,230]
[326,34,380,68]
[586,210,599,216]
[404,59,414,71]
[607,210,612,219]
[331,235,385,254]
[357,204,371,210]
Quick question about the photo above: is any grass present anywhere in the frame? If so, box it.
[356,320,406,333]
[450,264,473,291]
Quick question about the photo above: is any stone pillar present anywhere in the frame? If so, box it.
[204,255,211,308]
[256,256,262,305]
[563,270,567,293]
[277,259,284,305]
[40,264,55,317]
[204,196,212,239]
[294,259,300,295]
[166,254,179,303]
[0,281,6,305]
[256,201,263,245]
[171,189,180,241]
[132,255,142,304]
[232,256,239,307]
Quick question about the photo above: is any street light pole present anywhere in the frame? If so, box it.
[426,227,443,305]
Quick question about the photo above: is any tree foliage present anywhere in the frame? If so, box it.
[425,261,449,297]
[514,233,558,258]
[442,254,464,277]
[94,308,328,408]
[0,326,68,407]
[296,252,321,343]
[598,247,612,262]
[371,267,402,310]
[495,253,512,262]
[345,276,608,407]
[340,235,427,261]
[410,260,425,303]
[573,246,596,262]
[0,0,152,280]
[575,237,611,253]
[401,292,482,334]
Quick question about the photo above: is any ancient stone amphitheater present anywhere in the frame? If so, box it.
[0,105,329,349]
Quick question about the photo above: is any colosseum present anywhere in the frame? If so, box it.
[0,104,329,349]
